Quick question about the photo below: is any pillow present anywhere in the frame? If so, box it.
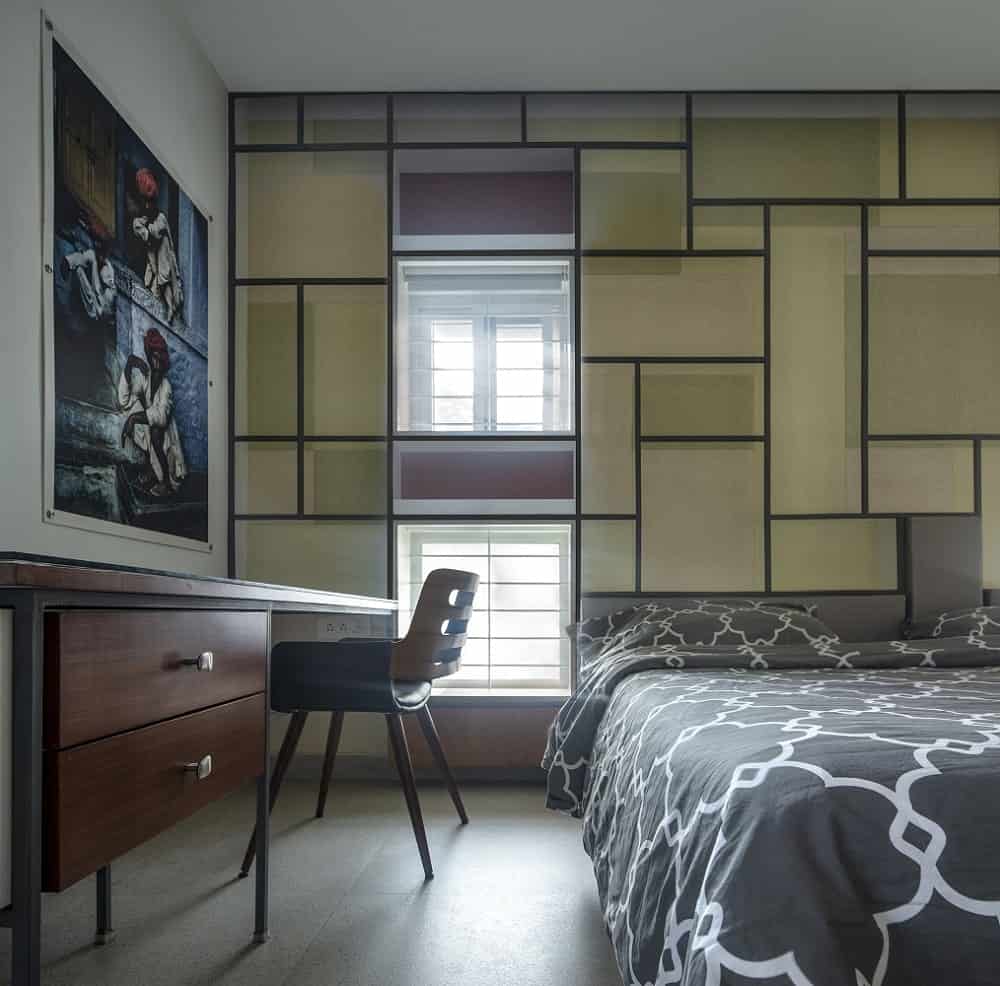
[618,599,839,650]
[568,605,642,670]
[568,598,838,672]
[902,605,1000,640]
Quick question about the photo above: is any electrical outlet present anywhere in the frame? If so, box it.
[317,614,370,640]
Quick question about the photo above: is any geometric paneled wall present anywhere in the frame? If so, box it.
[231,91,1000,620]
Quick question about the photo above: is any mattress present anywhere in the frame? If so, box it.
[543,632,1000,986]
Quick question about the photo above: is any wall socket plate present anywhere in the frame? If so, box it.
[316,614,371,640]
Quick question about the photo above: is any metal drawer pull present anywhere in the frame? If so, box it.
[182,755,213,780]
[180,651,214,671]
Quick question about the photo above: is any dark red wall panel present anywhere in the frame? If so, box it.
[398,447,575,500]
[398,172,575,236]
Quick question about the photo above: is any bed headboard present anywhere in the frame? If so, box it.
[905,515,983,620]
[581,516,985,642]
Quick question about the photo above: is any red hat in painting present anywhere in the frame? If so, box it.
[87,215,111,244]
[143,328,170,370]
[135,168,159,200]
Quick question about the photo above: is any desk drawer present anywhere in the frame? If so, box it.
[45,609,267,748]
[44,693,264,891]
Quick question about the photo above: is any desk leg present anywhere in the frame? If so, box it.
[252,773,269,943]
[94,865,115,945]
[10,596,42,986]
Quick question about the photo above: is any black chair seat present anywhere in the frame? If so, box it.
[271,639,432,714]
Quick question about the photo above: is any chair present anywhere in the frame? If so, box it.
[239,568,479,880]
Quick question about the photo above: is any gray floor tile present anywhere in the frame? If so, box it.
[0,781,619,986]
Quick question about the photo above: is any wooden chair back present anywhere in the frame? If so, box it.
[391,569,480,681]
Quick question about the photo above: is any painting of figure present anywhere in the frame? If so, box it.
[47,39,209,545]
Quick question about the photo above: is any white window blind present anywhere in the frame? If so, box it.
[396,259,573,434]
[396,523,572,694]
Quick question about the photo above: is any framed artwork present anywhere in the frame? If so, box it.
[42,19,211,550]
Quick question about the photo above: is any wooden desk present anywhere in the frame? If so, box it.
[0,553,396,986]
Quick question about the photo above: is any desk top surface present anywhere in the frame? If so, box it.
[0,553,397,612]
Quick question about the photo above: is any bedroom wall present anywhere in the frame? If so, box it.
[231,92,1000,767]
[0,0,228,575]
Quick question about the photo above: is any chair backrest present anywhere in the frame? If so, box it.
[391,568,480,681]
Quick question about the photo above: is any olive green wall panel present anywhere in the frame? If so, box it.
[581,520,635,592]
[771,519,898,592]
[869,257,1000,435]
[771,206,862,515]
[641,443,764,591]
[583,257,763,357]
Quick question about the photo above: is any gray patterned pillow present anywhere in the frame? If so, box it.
[902,606,1000,640]
[569,598,837,673]
[570,606,642,670]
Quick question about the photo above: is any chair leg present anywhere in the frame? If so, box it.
[386,714,433,880]
[415,706,468,824]
[239,710,308,877]
[315,711,345,818]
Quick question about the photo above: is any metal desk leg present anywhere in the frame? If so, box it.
[10,595,42,986]
[95,865,115,945]
[252,773,269,943]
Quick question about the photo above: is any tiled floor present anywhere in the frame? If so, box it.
[0,782,620,985]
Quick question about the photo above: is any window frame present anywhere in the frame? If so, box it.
[394,257,575,436]
[396,522,573,697]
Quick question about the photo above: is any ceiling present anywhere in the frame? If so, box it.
[172,0,1000,93]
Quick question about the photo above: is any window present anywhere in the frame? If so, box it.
[396,524,572,694]
[395,259,573,433]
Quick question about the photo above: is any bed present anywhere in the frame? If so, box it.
[543,517,1000,986]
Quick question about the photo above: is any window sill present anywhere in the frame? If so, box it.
[429,689,570,707]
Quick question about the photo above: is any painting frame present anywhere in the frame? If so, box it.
[41,13,213,553]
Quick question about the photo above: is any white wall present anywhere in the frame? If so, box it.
[0,0,228,575]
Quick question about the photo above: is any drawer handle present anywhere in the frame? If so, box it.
[180,651,214,672]
[182,755,213,781]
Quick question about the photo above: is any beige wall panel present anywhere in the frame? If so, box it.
[234,443,297,515]
[692,205,764,250]
[869,206,1000,251]
[236,520,387,597]
[304,95,387,144]
[234,97,297,144]
[581,365,634,514]
[771,207,862,514]
[581,150,686,250]
[641,443,764,591]
[393,95,520,143]
[582,257,763,357]
[581,520,635,592]
[235,286,297,436]
[526,94,684,142]
[771,519,898,591]
[869,258,1000,435]
[304,285,387,436]
[983,443,1000,588]
[693,97,898,199]
[237,151,386,278]
[306,442,386,515]
[640,365,763,436]
[906,96,1000,198]
[869,442,975,514]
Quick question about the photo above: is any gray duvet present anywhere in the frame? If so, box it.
[543,633,1000,986]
